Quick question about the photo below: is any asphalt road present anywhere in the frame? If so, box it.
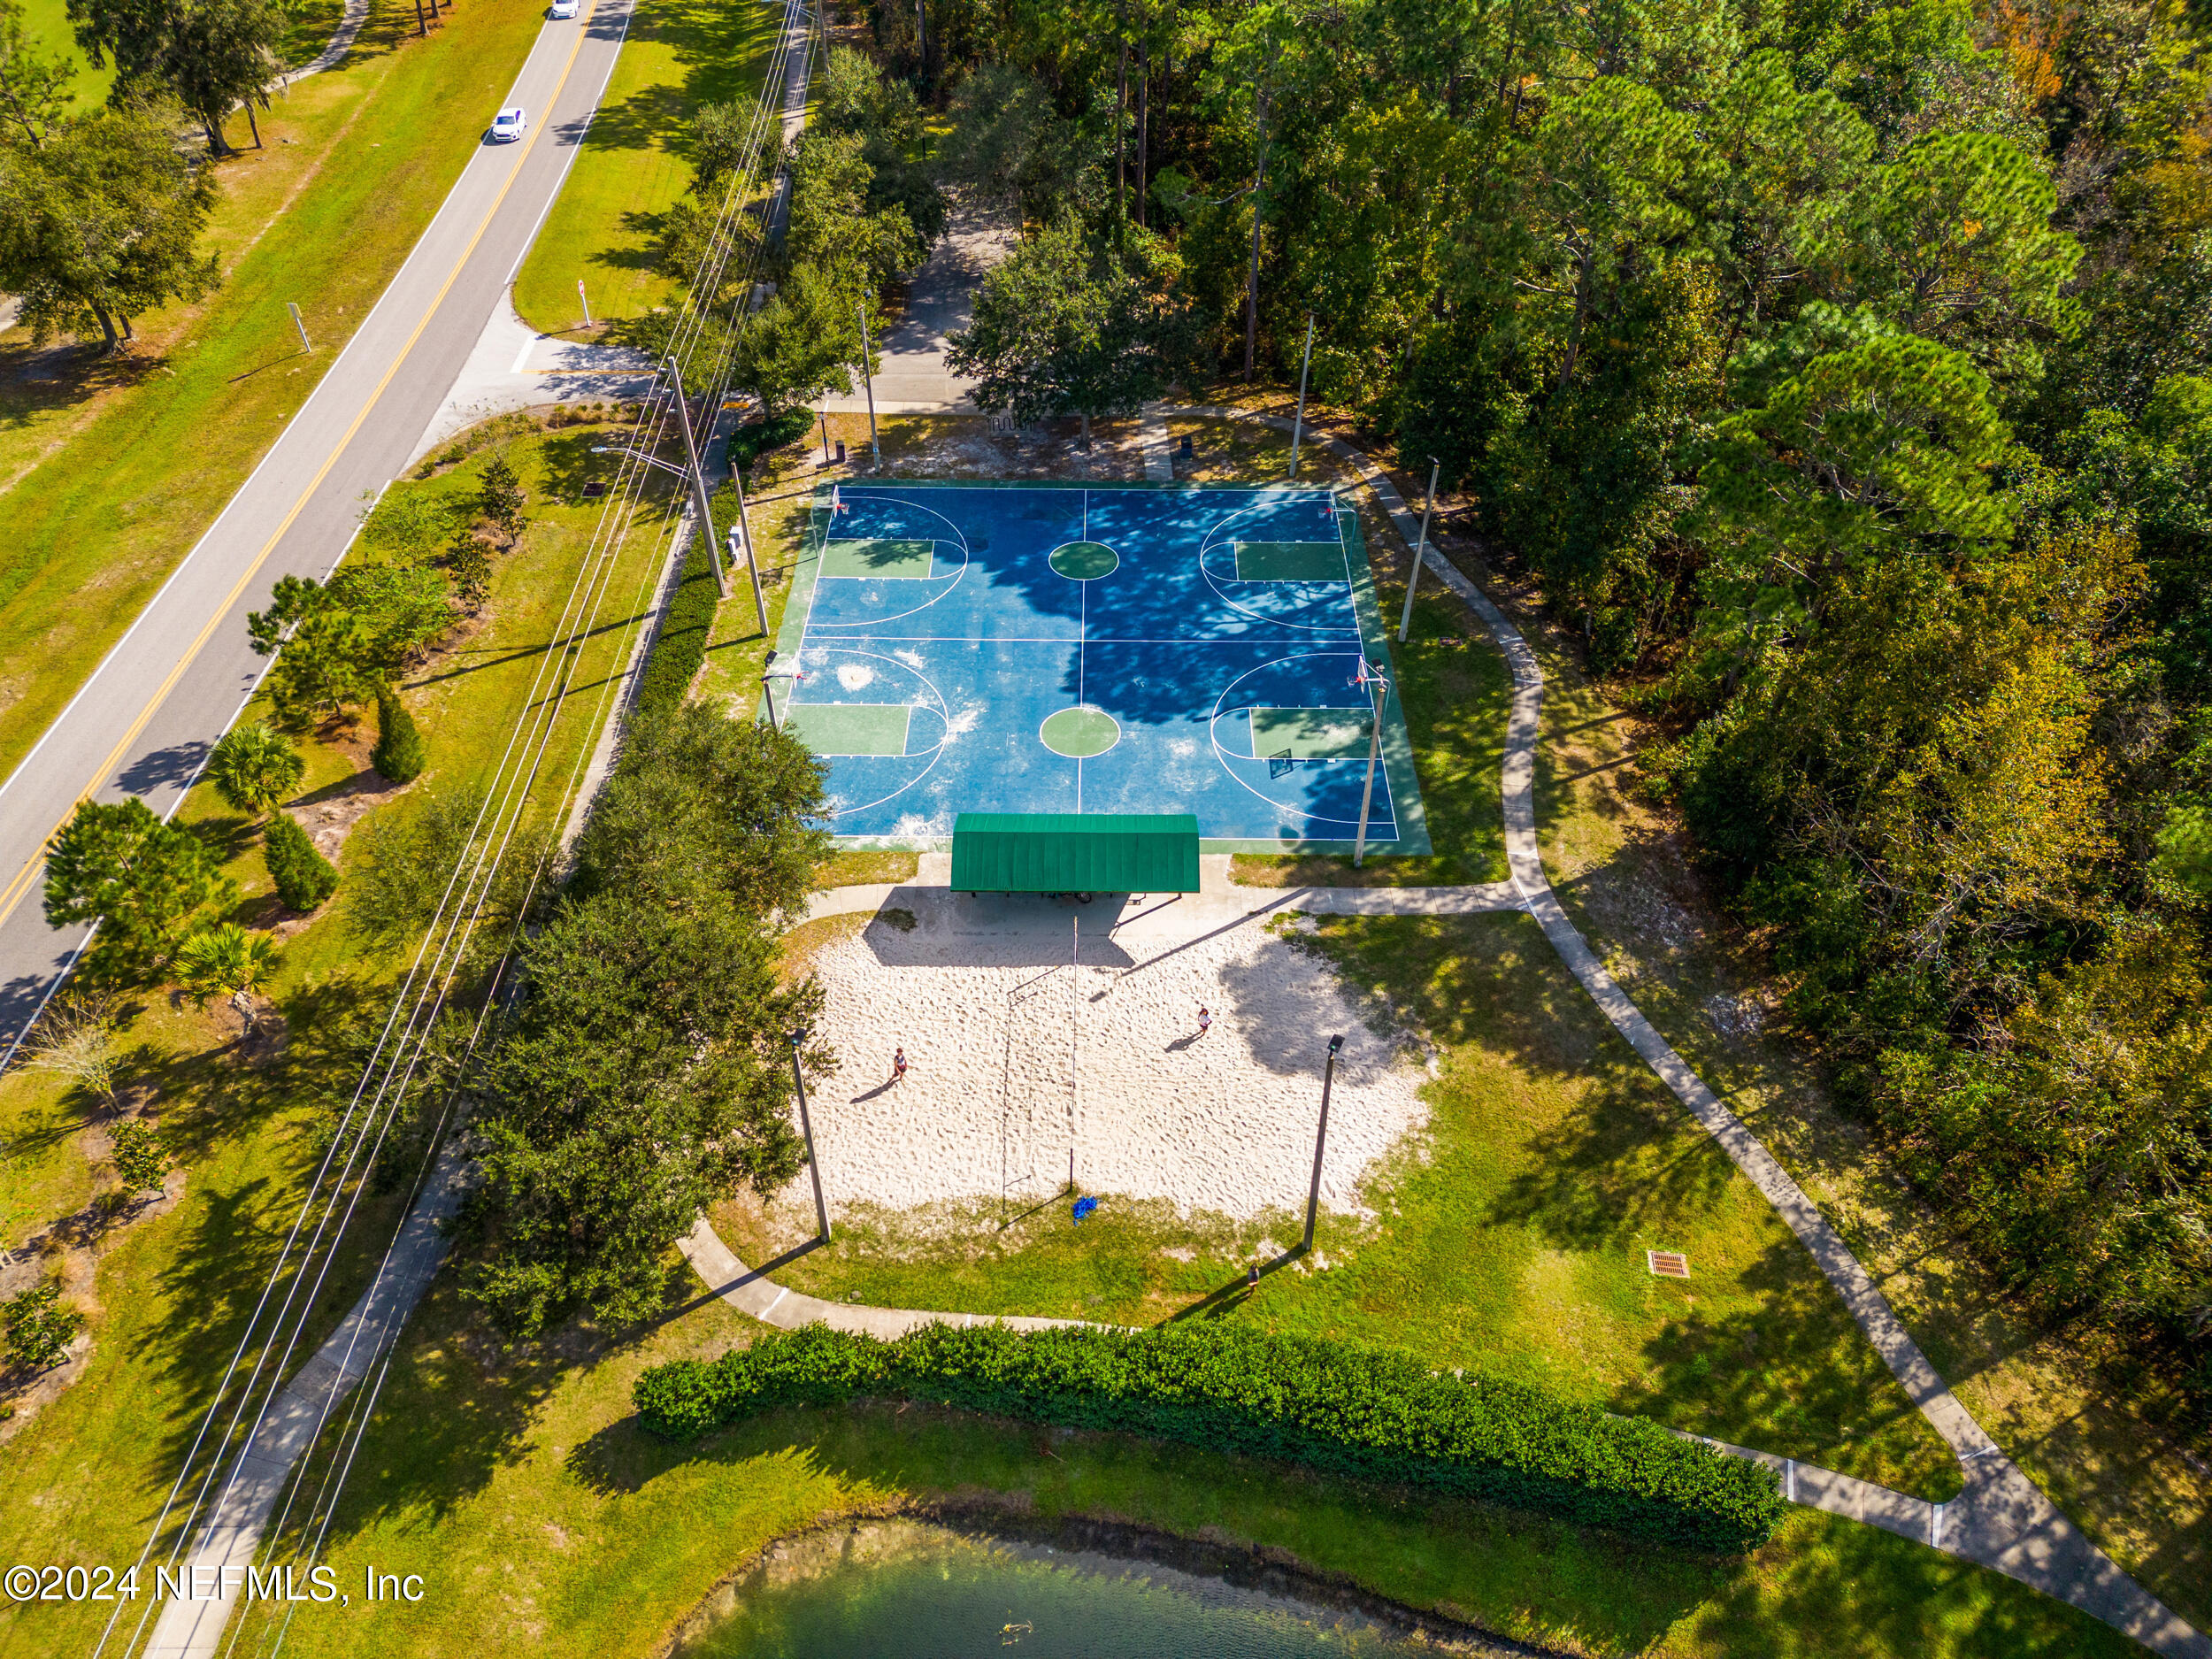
[0,0,640,1055]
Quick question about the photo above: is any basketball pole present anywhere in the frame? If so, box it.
[1353,662,1385,867]
[856,300,881,467]
[1396,457,1440,643]
[662,356,731,599]
[1288,312,1315,479]
[789,1031,831,1243]
[1303,1034,1344,1253]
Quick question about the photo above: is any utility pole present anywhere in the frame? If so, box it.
[662,356,730,598]
[1302,1034,1345,1253]
[856,301,880,466]
[1397,457,1440,643]
[1289,312,1315,478]
[287,303,311,352]
[788,1032,831,1242]
[1353,660,1387,867]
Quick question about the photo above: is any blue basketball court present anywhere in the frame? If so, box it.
[769,482,1429,852]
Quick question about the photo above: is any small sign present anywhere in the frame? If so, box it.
[1647,1250,1690,1279]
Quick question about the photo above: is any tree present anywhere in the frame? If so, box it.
[262,812,338,911]
[1809,129,2082,364]
[726,260,872,415]
[204,720,303,818]
[464,703,829,1333]
[947,215,1176,443]
[939,63,1097,227]
[0,96,220,353]
[476,455,527,548]
[345,784,542,956]
[1698,309,2017,626]
[0,0,74,149]
[173,921,280,1033]
[247,563,452,725]
[687,96,751,197]
[2,1281,83,1374]
[44,797,227,981]
[370,684,426,782]
[67,0,285,156]
[107,1118,168,1194]
[785,127,926,290]
[22,991,121,1104]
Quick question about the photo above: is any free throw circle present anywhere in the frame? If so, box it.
[1041,706,1120,757]
[1049,541,1119,580]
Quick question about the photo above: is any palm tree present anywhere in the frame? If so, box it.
[205,722,305,820]
[174,924,281,1037]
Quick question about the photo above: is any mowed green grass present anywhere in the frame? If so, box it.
[237,1280,2133,1659]
[511,0,779,333]
[16,0,111,99]
[0,422,678,1659]
[0,0,551,784]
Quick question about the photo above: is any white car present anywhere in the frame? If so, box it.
[489,106,526,143]
[549,0,577,16]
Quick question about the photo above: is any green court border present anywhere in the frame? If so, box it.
[780,480,1431,857]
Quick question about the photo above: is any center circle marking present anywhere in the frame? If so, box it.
[1049,541,1119,580]
[1041,705,1120,758]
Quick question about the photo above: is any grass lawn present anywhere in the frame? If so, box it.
[18,0,111,98]
[0,418,679,1658]
[220,1279,2132,1659]
[0,0,552,784]
[510,0,780,334]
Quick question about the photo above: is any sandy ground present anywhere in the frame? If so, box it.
[793,889,1430,1220]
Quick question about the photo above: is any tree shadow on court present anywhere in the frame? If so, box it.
[826,485,1369,737]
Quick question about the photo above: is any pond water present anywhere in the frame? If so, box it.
[673,1522,1478,1659]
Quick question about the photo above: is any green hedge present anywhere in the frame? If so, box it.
[634,532,718,721]
[634,1323,1784,1554]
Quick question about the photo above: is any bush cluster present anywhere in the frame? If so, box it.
[264,814,339,912]
[634,1322,1785,1554]
[633,536,718,721]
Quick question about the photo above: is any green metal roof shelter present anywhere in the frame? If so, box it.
[951,812,1202,894]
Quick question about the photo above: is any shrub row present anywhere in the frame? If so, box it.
[634,532,718,721]
[634,1322,1785,1554]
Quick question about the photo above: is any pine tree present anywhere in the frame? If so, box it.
[262,813,339,912]
[372,685,426,784]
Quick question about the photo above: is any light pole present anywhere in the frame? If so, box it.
[662,356,731,599]
[1353,659,1388,867]
[726,458,770,635]
[789,1030,831,1243]
[855,299,880,467]
[1396,457,1440,644]
[1302,1033,1344,1254]
[1289,311,1315,479]
[592,443,731,599]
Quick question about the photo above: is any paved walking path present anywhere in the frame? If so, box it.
[819,196,1014,415]
[289,0,373,80]
[685,405,2210,1657]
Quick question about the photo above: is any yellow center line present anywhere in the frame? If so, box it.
[0,10,603,937]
